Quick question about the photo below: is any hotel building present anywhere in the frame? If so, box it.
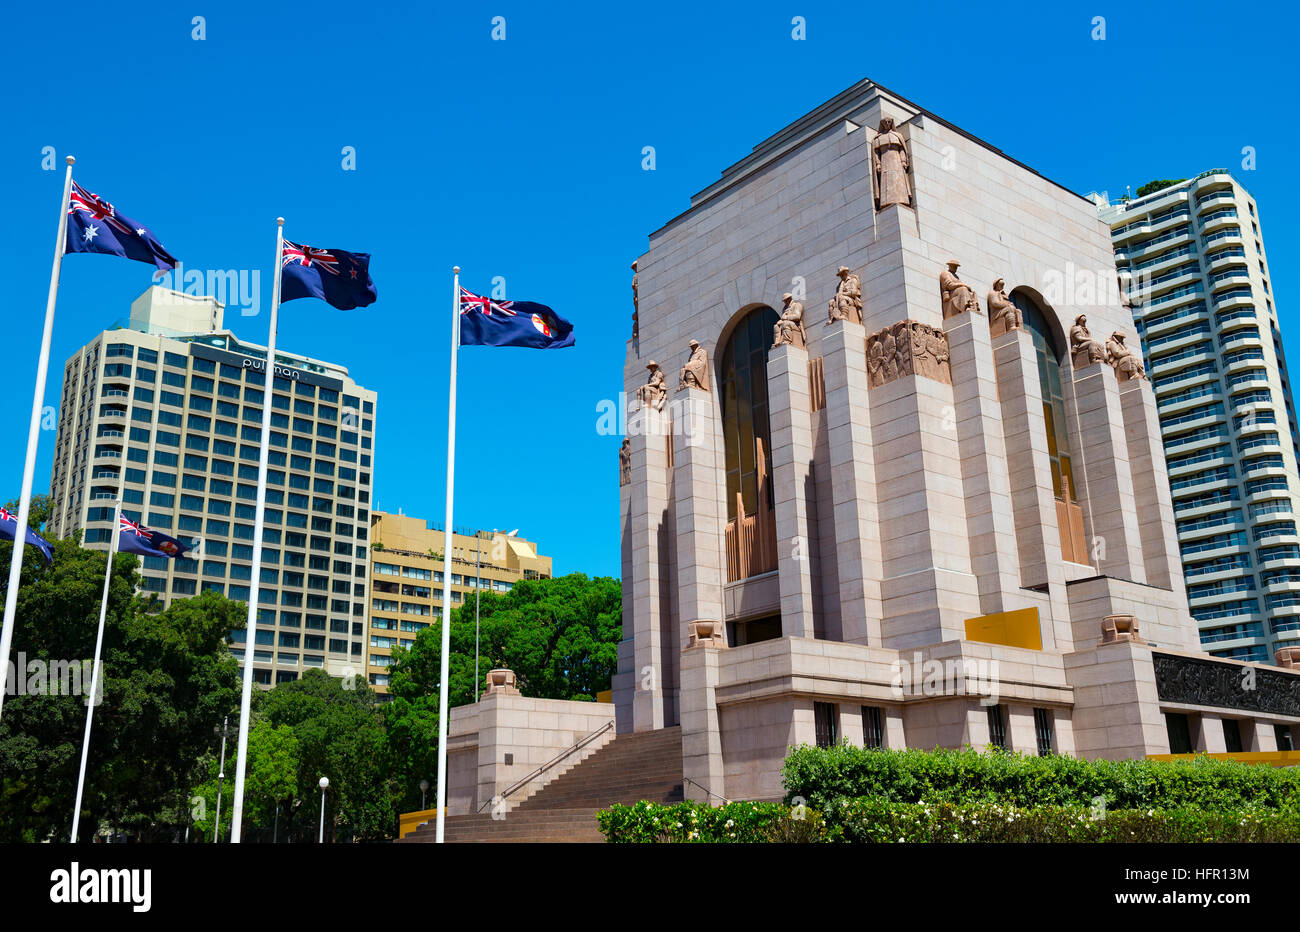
[366,511,552,694]
[1095,174,1300,663]
[47,286,379,684]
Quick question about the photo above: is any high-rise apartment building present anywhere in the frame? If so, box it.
[365,511,552,695]
[48,286,379,683]
[1095,171,1300,663]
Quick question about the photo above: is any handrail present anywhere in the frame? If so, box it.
[683,776,730,805]
[476,719,615,813]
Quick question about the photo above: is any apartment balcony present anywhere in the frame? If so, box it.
[1215,307,1257,330]
[1195,191,1238,215]
[1148,208,1192,235]
[100,408,126,420]
[1188,584,1259,607]
[1176,511,1246,539]
[1262,574,1300,594]
[1213,287,1255,313]
[1134,264,1202,300]
[1209,266,1253,291]
[1225,368,1271,394]
[1123,224,1193,257]
[1199,208,1240,233]
[92,448,123,463]
[1206,249,1247,271]
[1142,302,1209,340]
[1131,245,1199,277]
[1150,344,1216,377]
[1157,383,1221,415]
[1144,324,1213,356]
[1246,481,1290,505]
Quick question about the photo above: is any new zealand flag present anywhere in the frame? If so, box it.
[280,240,377,310]
[459,288,574,349]
[117,515,192,559]
[0,506,54,564]
[65,181,178,270]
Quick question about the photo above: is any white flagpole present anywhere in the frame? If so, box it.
[434,266,460,843]
[70,497,121,843]
[229,217,285,842]
[0,155,75,719]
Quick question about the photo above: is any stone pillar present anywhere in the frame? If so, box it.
[1195,714,1228,753]
[944,313,1023,618]
[1247,720,1278,753]
[1006,704,1038,754]
[992,328,1072,649]
[672,389,725,651]
[820,319,882,645]
[1119,378,1186,597]
[767,343,817,638]
[884,706,906,749]
[679,635,724,804]
[1063,641,1168,760]
[627,414,670,732]
[1070,363,1147,585]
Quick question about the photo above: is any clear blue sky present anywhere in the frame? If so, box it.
[3,1,1298,579]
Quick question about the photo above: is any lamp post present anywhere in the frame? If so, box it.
[214,716,229,843]
[318,776,329,844]
[419,779,429,811]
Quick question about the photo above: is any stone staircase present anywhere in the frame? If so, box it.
[401,727,684,843]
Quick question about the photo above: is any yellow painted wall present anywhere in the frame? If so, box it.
[963,607,1042,651]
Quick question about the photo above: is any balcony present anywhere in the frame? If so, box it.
[1142,302,1208,339]
[1202,227,1243,249]
[1213,287,1255,312]
[1209,266,1252,291]
[1195,191,1237,214]
[1199,208,1240,232]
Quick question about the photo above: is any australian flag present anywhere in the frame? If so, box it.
[280,240,377,310]
[65,181,178,271]
[117,515,192,559]
[0,506,54,565]
[459,288,574,349]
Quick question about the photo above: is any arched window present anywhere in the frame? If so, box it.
[719,306,779,580]
[1012,291,1088,563]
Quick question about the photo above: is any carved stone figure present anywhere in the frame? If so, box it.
[940,260,980,319]
[1106,331,1147,382]
[631,260,639,340]
[772,292,807,349]
[1069,315,1106,368]
[865,320,952,388]
[678,339,710,392]
[872,116,913,209]
[987,278,1023,337]
[827,266,863,324]
[637,360,667,411]
[619,438,631,486]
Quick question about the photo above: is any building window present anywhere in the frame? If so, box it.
[987,705,1008,749]
[813,702,838,749]
[719,306,780,581]
[1222,718,1244,754]
[1276,725,1294,752]
[1166,713,1193,754]
[862,706,884,749]
[1033,708,1054,756]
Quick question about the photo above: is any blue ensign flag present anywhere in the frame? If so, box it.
[459,288,574,349]
[64,181,178,271]
[0,506,54,564]
[280,240,377,310]
[117,515,192,560]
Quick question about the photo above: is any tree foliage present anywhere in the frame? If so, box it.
[1135,178,1186,198]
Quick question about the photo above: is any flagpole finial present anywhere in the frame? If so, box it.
[276,217,285,226]
[453,266,460,274]
[65,155,75,165]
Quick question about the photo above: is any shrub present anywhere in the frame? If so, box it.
[782,745,1300,815]
[597,799,1300,843]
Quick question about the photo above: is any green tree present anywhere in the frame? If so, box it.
[1135,178,1186,198]
[191,720,299,842]
[3,494,53,532]
[0,536,243,842]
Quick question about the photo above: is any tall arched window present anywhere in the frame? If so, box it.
[1012,290,1088,564]
[720,306,779,580]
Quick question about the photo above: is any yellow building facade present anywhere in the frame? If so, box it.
[366,511,552,694]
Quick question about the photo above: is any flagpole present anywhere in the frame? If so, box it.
[435,266,460,844]
[229,217,285,842]
[0,155,75,719]
[70,497,121,843]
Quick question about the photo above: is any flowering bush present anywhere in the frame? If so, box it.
[597,800,830,843]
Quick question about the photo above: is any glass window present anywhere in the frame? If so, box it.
[719,307,779,521]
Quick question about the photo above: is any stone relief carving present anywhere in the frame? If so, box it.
[872,116,913,209]
[987,277,1023,337]
[772,292,807,349]
[1153,652,1300,717]
[866,320,952,387]
[827,266,863,324]
[630,260,639,340]
[636,360,667,411]
[1069,314,1106,368]
[678,339,710,393]
[939,259,980,319]
[619,438,631,486]
[1106,331,1147,382]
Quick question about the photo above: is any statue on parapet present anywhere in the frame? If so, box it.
[678,339,710,392]
[1070,314,1107,368]
[773,292,807,349]
[827,266,863,324]
[1106,331,1147,382]
[940,259,980,319]
[637,360,667,411]
[987,277,1023,336]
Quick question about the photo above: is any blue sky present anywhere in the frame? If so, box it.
[2,1,1297,579]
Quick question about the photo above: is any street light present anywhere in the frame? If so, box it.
[318,776,329,844]
[214,716,229,844]
[419,779,429,810]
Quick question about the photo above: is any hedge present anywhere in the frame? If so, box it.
[598,799,1300,843]
[782,745,1300,814]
